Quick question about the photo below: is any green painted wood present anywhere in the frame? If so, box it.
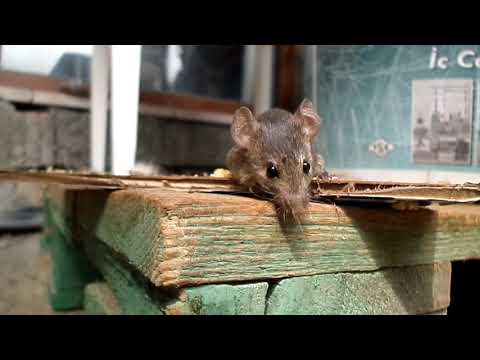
[82,234,269,315]
[82,237,164,315]
[266,263,451,315]
[70,188,480,288]
[166,283,268,315]
[46,223,99,311]
[44,186,77,242]
[84,282,122,315]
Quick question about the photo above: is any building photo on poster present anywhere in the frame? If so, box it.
[412,79,473,165]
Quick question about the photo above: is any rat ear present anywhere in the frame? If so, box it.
[231,106,258,147]
[295,99,322,139]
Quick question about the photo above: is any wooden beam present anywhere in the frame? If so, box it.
[82,233,269,315]
[0,85,33,103]
[53,187,480,288]
[46,192,454,314]
[265,262,451,315]
[44,212,99,310]
[0,70,67,93]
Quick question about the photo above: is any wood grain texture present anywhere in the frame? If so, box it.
[45,185,77,243]
[45,216,99,311]
[82,235,164,315]
[265,263,451,315]
[168,283,268,315]
[67,188,480,288]
[82,234,269,315]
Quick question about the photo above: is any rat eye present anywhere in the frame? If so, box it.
[266,162,279,179]
[303,161,311,174]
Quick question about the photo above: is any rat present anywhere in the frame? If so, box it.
[226,99,327,223]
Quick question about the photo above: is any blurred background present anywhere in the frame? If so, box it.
[1,45,480,314]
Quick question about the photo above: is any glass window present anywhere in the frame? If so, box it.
[0,45,247,102]
[140,45,246,101]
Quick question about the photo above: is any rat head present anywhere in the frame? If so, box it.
[230,99,323,221]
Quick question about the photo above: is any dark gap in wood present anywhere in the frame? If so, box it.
[264,279,281,315]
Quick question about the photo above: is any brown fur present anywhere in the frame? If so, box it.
[227,100,326,223]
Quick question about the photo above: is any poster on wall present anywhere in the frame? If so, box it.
[411,79,473,165]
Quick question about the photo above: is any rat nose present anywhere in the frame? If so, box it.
[282,193,309,214]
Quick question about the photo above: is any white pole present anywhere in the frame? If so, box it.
[110,45,142,175]
[242,45,256,105]
[90,45,110,172]
[253,45,273,115]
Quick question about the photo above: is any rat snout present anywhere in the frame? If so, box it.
[276,190,310,217]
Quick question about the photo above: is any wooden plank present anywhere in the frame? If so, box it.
[45,215,99,311]
[69,188,480,288]
[82,234,163,315]
[167,283,268,315]
[265,263,451,315]
[33,91,89,109]
[0,85,33,103]
[84,282,122,315]
[82,235,269,315]
[44,185,77,240]
[0,71,68,93]
[139,104,232,125]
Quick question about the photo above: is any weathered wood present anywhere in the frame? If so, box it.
[33,91,90,112]
[0,85,33,103]
[45,218,99,311]
[84,282,122,315]
[82,234,269,315]
[67,188,480,288]
[265,263,451,315]
[44,185,76,241]
[167,283,268,315]
[82,235,163,315]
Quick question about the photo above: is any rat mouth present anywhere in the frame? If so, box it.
[273,193,310,224]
